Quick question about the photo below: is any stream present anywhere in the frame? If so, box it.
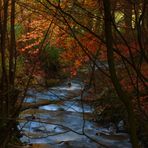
[19,80,132,148]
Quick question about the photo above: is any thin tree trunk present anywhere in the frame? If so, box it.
[9,0,16,86]
[0,1,20,147]
[0,0,9,121]
[0,0,8,89]
[124,0,133,41]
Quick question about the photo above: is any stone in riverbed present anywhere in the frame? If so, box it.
[96,131,129,141]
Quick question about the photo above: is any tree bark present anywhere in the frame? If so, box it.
[0,1,20,147]
[0,0,8,88]
[124,0,133,41]
[103,0,140,147]
[9,0,16,86]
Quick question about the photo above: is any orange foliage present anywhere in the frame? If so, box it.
[140,95,148,113]
[115,42,139,59]
[120,63,148,113]
[52,31,107,76]
[18,15,49,56]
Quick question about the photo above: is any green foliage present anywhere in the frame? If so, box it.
[15,24,24,39]
[39,45,61,78]
[53,0,60,2]
[45,78,60,87]
[7,24,24,39]
[16,55,25,75]
[15,55,28,87]
[114,11,124,24]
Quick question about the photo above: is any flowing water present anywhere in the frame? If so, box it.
[19,80,132,148]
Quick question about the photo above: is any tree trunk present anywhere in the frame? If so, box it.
[124,1,133,41]
[9,0,16,86]
[103,0,140,147]
[0,0,8,88]
[0,0,20,147]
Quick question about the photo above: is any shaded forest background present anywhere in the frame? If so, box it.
[0,0,148,147]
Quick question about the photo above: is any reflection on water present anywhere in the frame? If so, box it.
[52,82,83,91]
[19,80,132,148]
[39,101,93,113]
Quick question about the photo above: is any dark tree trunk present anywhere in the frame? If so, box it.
[0,0,20,147]
[9,0,16,86]
[0,0,8,88]
[103,0,140,147]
